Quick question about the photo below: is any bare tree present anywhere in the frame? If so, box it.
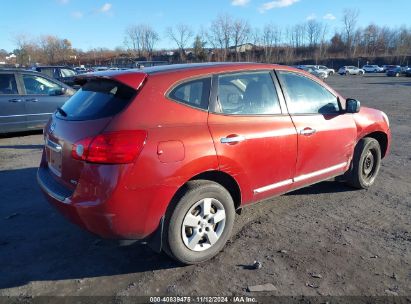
[306,20,322,48]
[124,25,144,57]
[207,15,233,61]
[143,26,159,59]
[291,23,306,49]
[232,19,250,61]
[262,23,282,62]
[39,35,65,64]
[342,8,360,57]
[165,24,193,62]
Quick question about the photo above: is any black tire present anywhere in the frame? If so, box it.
[164,180,235,264]
[345,138,381,189]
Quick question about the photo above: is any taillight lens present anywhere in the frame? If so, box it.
[72,130,147,164]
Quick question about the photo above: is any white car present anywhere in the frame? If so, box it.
[300,66,328,80]
[315,65,335,75]
[362,65,384,73]
[338,66,365,76]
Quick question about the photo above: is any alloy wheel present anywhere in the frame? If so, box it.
[181,198,226,252]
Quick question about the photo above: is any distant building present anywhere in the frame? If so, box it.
[229,43,255,53]
[6,54,16,61]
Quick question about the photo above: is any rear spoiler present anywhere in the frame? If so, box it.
[74,71,148,90]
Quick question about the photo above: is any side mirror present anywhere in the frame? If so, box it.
[346,98,361,113]
[49,87,66,96]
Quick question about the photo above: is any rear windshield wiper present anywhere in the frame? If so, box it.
[56,107,67,117]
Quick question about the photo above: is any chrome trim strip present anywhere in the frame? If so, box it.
[46,138,62,152]
[37,170,67,204]
[0,113,53,118]
[253,162,348,194]
[293,162,347,183]
[254,179,293,194]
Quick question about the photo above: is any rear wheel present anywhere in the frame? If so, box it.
[345,138,381,189]
[164,180,235,264]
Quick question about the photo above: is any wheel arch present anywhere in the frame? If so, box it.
[361,131,388,158]
[188,171,242,210]
[164,170,242,222]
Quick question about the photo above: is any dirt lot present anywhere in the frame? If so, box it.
[0,74,410,299]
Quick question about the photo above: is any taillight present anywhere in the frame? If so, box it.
[72,130,147,164]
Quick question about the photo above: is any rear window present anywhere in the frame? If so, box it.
[57,78,136,120]
[168,77,211,110]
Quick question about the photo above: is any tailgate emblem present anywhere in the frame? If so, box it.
[49,122,56,134]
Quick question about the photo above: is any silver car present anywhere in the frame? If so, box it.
[338,66,365,76]
[300,66,328,80]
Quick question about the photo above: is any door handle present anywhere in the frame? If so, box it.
[25,98,38,102]
[220,135,246,144]
[299,128,316,136]
[8,98,22,102]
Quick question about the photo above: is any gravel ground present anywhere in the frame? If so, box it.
[0,74,410,300]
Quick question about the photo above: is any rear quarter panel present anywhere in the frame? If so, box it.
[103,72,220,236]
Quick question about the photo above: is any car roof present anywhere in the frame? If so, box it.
[0,68,72,88]
[77,62,294,88]
[36,66,74,69]
[0,68,38,73]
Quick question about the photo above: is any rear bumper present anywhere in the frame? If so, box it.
[37,153,176,240]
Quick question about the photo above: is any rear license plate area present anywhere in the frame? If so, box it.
[46,139,62,177]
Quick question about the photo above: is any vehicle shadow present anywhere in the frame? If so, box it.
[367,81,411,87]
[0,167,179,290]
[0,130,43,139]
[0,145,44,150]
[0,168,356,290]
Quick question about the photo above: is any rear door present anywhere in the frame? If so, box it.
[20,73,71,130]
[277,70,357,188]
[0,72,26,133]
[208,70,298,204]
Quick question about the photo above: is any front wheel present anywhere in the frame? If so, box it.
[345,138,381,189]
[164,180,235,264]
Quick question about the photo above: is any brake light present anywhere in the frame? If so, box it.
[72,130,147,164]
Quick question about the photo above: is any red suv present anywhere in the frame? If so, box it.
[37,63,391,264]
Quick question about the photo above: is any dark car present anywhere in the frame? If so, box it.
[386,67,404,77]
[37,63,391,264]
[34,66,78,87]
[0,69,75,133]
[405,67,411,77]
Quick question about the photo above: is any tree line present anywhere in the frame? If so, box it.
[3,9,411,67]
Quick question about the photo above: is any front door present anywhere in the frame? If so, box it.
[0,73,26,133]
[277,70,357,188]
[208,70,298,204]
[20,73,68,130]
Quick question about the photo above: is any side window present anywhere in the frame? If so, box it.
[216,71,281,115]
[278,71,340,115]
[61,69,76,77]
[23,74,62,95]
[168,77,211,110]
[0,74,18,95]
[38,68,53,78]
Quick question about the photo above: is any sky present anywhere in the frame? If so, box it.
[0,0,410,52]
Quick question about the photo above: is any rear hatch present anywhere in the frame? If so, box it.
[43,72,147,190]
